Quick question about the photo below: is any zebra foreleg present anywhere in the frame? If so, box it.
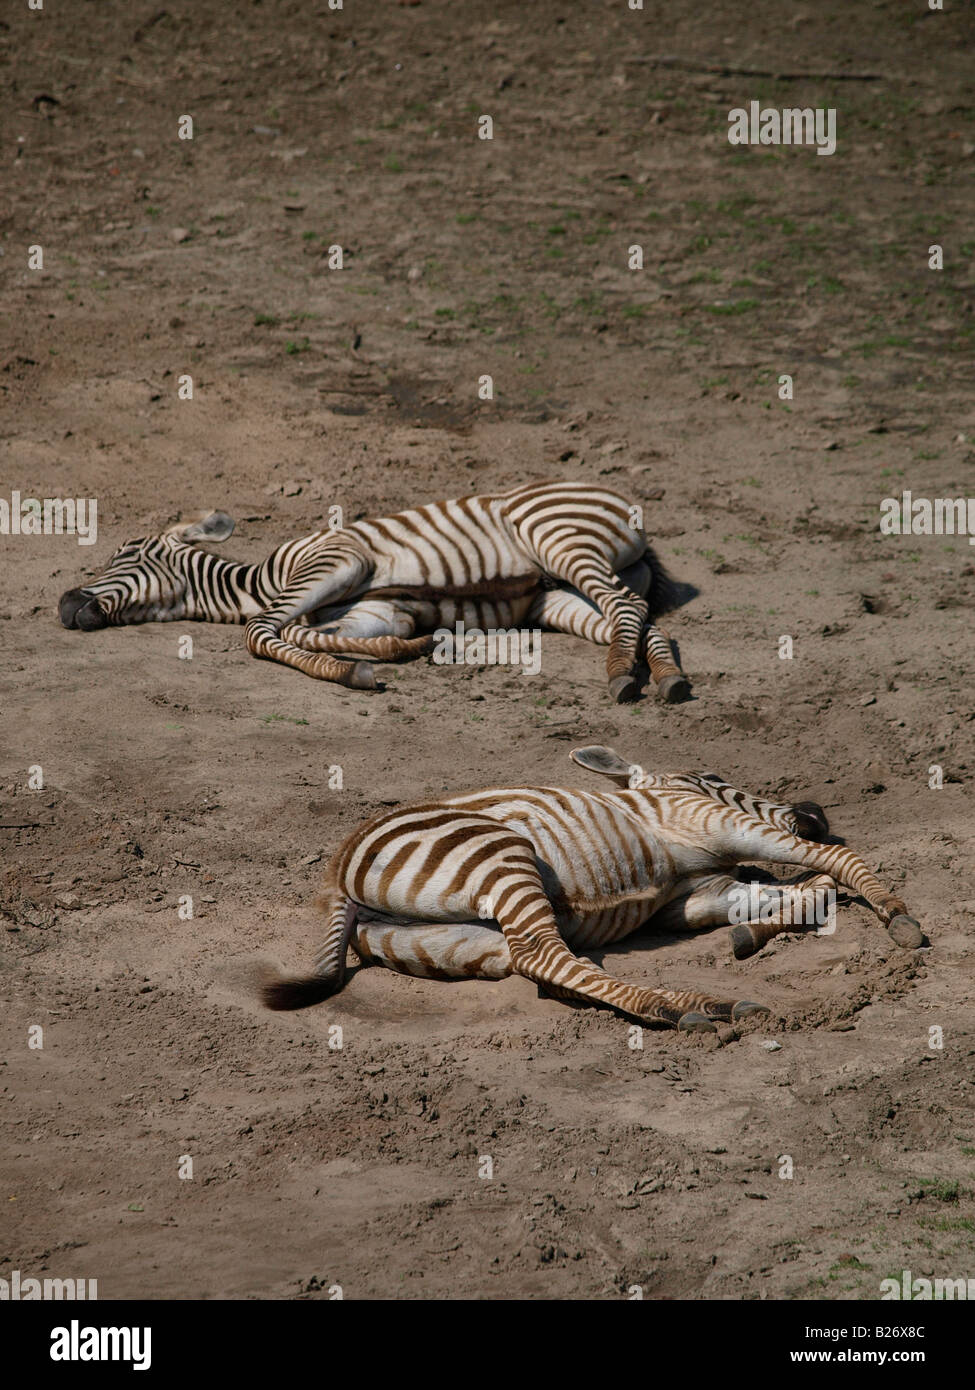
[651,870,841,958]
[719,824,923,952]
[725,873,841,959]
[243,552,379,688]
[280,598,435,662]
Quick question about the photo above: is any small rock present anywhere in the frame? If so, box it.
[169,227,190,244]
[759,1039,782,1052]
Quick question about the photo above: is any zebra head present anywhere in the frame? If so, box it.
[58,511,235,629]
[569,746,830,842]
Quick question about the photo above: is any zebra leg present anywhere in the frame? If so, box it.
[720,822,923,951]
[726,873,840,959]
[527,583,689,705]
[470,835,767,1032]
[243,549,379,688]
[281,627,436,661]
[354,921,512,980]
[652,871,840,957]
[621,558,690,703]
[280,601,435,663]
[526,556,656,644]
[260,894,358,1009]
[555,555,648,702]
[644,625,690,704]
[525,587,613,646]
[651,873,751,931]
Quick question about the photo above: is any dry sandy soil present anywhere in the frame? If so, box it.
[2,1,974,1300]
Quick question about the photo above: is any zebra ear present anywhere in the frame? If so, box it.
[173,511,236,544]
[570,746,634,784]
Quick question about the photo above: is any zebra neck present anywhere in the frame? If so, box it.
[185,552,279,622]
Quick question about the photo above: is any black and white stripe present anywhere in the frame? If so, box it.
[59,482,690,701]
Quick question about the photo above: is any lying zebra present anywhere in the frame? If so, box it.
[58,480,690,703]
[260,745,924,1032]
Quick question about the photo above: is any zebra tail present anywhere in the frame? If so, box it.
[259,968,341,1011]
[259,891,357,1011]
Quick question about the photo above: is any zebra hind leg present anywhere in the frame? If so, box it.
[644,625,691,704]
[527,546,650,702]
[280,624,435,663]
[476,851,767,1032]
[527,583,690,705]
[354,920,512,980]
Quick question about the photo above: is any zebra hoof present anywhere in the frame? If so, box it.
[730,924,760,960]
[609,674,639,704]
[347,661,377,691]
[887,914,924,949]
[657,674,690,704]
[732,1000,770,1021]
[678,1012,718,1034]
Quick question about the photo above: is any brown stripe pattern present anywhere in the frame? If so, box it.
[258,746,923,1032]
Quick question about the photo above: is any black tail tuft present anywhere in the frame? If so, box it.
[258,967,340,1012]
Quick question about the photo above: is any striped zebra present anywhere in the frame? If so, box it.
[58,481,690,703]
[259,745,924,1032]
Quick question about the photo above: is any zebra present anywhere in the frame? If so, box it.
[58,481,690,704]
[258,745,924,1032]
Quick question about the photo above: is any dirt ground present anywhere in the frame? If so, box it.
[2,1,974,1301]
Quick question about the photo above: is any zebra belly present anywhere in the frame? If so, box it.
[304,598,418,636]
[559,900,656,949]
[424,593,537,629]
[313,592,538,633]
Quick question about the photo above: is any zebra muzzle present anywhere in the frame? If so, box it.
[791,801,830,842]
[59,588,109,631]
